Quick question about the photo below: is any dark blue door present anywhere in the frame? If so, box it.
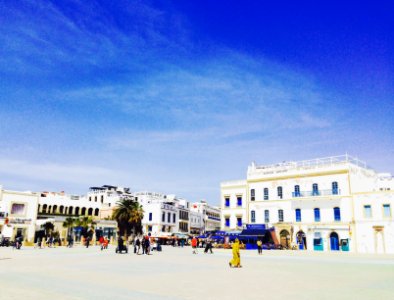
[330,232,339,251]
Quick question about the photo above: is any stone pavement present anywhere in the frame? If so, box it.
[1,245,393,300]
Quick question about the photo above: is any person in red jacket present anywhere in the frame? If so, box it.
[191,236,198,254]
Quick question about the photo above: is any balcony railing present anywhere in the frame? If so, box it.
[292,189,341,198]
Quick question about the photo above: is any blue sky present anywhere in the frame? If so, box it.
[0,0,393,204]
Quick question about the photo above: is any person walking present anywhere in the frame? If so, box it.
[257,239,263,255]
[85,236,90,248]
[229,238,242,268]
[144,235,150,255]
[191,236,198,254]
[204,238,213,254]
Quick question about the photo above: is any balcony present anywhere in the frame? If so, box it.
[292,189,341,198]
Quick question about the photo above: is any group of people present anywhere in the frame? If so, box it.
[132,235,161,255]
[34,236,61,249]
[190,236,214,254]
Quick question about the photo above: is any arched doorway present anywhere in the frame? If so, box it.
[280,230,290,248]
[88,208,93,216]
[330,232,339,251]
[296,230,307,250]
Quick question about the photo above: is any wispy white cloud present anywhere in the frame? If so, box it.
[0,158,127,187]
[0,0,189,73]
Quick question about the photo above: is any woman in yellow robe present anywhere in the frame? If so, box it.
[229,239,241,268]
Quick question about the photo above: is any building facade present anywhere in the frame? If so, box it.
[191,200,221,233]
[221,155,394,253]
[0,187,39,243]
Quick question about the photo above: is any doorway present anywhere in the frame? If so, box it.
[330,232,339,251]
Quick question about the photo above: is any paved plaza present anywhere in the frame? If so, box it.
[1,245,394,300]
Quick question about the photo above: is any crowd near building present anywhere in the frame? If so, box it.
[221,155,394,254]
[0,184,220,244]
[1,154,394,255]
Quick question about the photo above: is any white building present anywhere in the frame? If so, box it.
[0,187,39,243]
[134,191,207,236]
[189,210,203,234]
[134,192,181,236]
[221,155,394,253]
[191,200,221,233]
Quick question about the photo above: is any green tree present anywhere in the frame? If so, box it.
[112,197,144,240]
[75,216,96,238]
[41,221,54,237]
[62,217,76,238]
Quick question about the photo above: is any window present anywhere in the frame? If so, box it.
[89,197,92,201]
[332,182,339,195]
[333,207,341,221]
[148,225,152,232]
[162,212,165,222]
[314,208,321,222]
[383,204,391,218]
[149,212,152,221]
[278,209,284,222]
[225,218,230,227]
[237,217,242,227]
[251,210,256,223]
[101,195,104,203]
[264,210,270,223]
[173,213,176,223]
[264,188,269,200]
[167,212,171,223]
[364,205,372,218]
[251,189,255,201]
[95,196,97,202]
[294,185,300,197]
[277,186,283,199]
[312,183,319,196]
[225,197,230,207]
[237,196,242,206]
[11,204,25,215]
[295,209,301,222]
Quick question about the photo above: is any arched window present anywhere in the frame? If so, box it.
[295,209,301,222]
[278,209,284,222]
[42,204,47,213]
[251,210,256,223]
[264,188,269,200]
[48,206,52,214]
[69,206,73,215]
[264,210,270,223]
[94,208,99,216]
[312,183,319,196]
[277,186,283,199]
[88,208,93,216]
[53,205,58,214]
[38,204,41,213]
[332,182,339,195]
[59,206,64,214]
[314,208,321,222]
[75,207,80,215]
[294,185,300,197]
[333,207,341,221]
[81,207,86,215]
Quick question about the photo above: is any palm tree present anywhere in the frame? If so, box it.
[62,217,76,239]
[41,221,54,238]
[75,216,96,238]
[113,197,144,240]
